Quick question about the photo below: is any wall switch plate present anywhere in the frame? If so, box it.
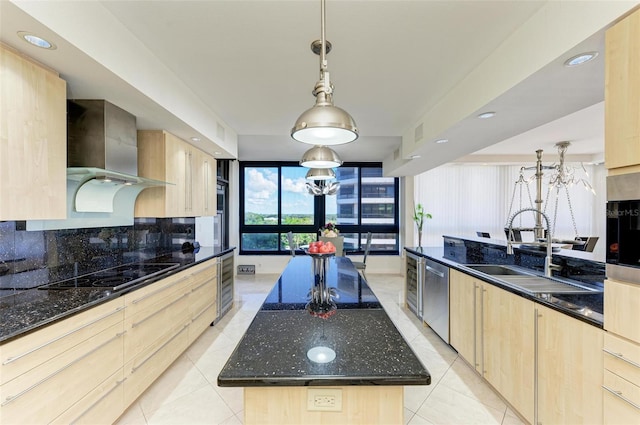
[307,388,342,412]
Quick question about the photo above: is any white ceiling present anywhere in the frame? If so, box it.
[1,1,637,175]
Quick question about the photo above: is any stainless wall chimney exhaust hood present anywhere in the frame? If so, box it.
[66,99,170,213]
[27,100,171,231]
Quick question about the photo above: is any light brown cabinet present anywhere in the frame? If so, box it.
[449,269,480,371]
[201,152,217,216]
[0,297,125,424]
[449,270,535,423]
[123,258,217,405]
[0,44,67,220]
[0,259,218,424]
[605,8,640,172]
[536,304,603,425]
[135,130,216,217]
[450,269,607,424]
[603,278,640,424]
[604,278,640,343]
[482,283,535,423]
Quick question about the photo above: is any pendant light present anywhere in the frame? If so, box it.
[305,168,336,180]
[300,145,343,168]
[291,0,358,145]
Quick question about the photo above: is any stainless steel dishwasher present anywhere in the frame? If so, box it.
[422,258,449,343]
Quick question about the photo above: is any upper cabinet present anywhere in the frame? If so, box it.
[0,44,67,220]
[605,8,640,172]
[135,130,216,218]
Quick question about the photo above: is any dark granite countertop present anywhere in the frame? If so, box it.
[218,256,431,387]
[405,241,605,328]
[0,247,234,344]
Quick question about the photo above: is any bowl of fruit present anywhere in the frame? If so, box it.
[305,240,336,257]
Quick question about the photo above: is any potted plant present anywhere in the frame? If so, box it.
[413,203,432,248]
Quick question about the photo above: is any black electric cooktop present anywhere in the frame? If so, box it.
[39,263,180,292]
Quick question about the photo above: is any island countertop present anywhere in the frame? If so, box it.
[218,256,431,387]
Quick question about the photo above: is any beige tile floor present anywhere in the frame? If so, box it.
[115,273,526,425]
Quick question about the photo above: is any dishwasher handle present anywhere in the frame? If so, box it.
[425,265,445,278]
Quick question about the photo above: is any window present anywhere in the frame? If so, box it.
[240,162,399,255]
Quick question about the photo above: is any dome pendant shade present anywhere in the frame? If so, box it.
[292,103,358,145]
[300,145,343,169]
[291,0,358,146]
[305,168,336,180]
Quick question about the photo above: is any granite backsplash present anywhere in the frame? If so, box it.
[0,218,196,288]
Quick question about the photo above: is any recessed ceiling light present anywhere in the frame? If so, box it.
[434,139,449,144]
[477,112,496,119]
[17,31,56,50]
[214,151,222,155]
[564,51,598,67]
[190,137,201,142]
[410,154,421,159]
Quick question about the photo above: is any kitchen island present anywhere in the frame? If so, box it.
[218,256,430,424]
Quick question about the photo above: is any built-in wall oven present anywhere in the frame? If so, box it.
[606,172,640,283]
[406,252,424,317]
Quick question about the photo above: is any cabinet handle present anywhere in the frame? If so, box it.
[2,331,125,406]
[603,348,640,369]
[131,324,189,373]
[602,385,640,410]
[191,278,213,293]
[192,301,216,322]
[69,377,127,425]
[2,306,125,365]
[425,265,444,278]
[131,293,189,328]
[131,276,190,304]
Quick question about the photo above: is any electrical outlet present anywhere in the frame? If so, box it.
[307,388,342,412]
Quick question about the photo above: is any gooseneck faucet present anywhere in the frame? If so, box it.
[506,207,560,277]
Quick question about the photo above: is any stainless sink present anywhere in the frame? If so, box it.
[497,276,600,294]
[464,264,602,294]
[464,264,532,276]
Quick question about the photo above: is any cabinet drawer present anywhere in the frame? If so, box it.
[51,368,125,425]
[189,302,216,346]
[124,322,190,405]
[124,291,191,362]
[604,279,640,343]
[604,332,640,386]
[190,274,216,316]
[124,270,192,317]
[0,322,124,424]
[0,297,124,384]
[603,370,640,423]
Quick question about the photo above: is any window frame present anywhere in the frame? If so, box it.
[239,161,399,255]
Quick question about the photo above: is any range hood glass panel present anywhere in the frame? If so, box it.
[67,167,172,187]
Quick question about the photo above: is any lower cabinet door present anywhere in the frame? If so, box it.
[603,370,640,424]
[51,368,125,425]
[537,305,603,424]
[124,322,190,405]
[449,270,477,368]
[482,283,535,424]
[189,302,217,345]
[0,323,124,424]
